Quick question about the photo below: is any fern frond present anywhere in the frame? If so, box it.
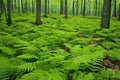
[17,69,67,80]
[17,54,38,62]
[17,63,36,73]
[73,72,94,80]
[0,46,15,56]
[63,48,105,71]
[0,57,18,80]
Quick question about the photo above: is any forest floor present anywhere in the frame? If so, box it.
[0,13,120,80]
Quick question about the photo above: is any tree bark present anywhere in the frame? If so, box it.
[0,0,3,20]
[76,0,79,15]
[35,0,42,25]
[101,0,112,28]
[113,0,116,17]
[18,0,20,12]
[98,0,101,16]
[88,0,91,16]
[14,0,17,10]
[65,0,68,18]
[48,0,50,14]
[83,0,86,16]
[21,0,24,13]
[32,0,34,13]
[7,0,12,26]
[60,0,64,14]
[44,0,48,17]
[95,0,97,16]
[118,3,120,21]
[72,0,75,15]
[81,0,83,15]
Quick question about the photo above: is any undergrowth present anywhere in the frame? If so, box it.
[0,13,120,80]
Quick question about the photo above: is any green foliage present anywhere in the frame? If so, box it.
[73,72,94,80]
[0,57,18,80]
[17,54,38,62]
[17,63,37,73]
[17,69,67,80]
[115,71,120,80]
[108,48,120,61]
[0,13,120,80]
[95,69,115,80]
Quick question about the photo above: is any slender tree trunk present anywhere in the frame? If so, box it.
[7,0,12,26]
[44,0,48,17]
[98,0,101,16]
[95,0,97,16]
[118,3,120,21]
[60,0,64,14]
[101,0,112,28]
[65,0,68,18]
[48,0,50,14]
[0,0,3,20]
[72,0,75,15]
[3,2,7,21]
[76,0,79,15]
[21,0,24,13]
[14,0,17,11]
[88,0,91,16]
[81,0,83,15]
[35,0,42,25]
[32,0,34,13]
[25,0,28,12]
[18,0,20,12]
[28,1,31,12]
[12,0,14,11]
[83,0,86,16]
[113,0,116,17]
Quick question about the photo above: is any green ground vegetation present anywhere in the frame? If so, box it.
[0,13,120,80]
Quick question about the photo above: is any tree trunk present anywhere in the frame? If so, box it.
[32,0,34,13]
[35,0,42,25]
[98,0,101,16]
[14,0,17,10]
[0,0,3,20]
[101,0,112,28]
[48,0,50,14]
[95,0,97,16]
[7,0,12,26]
[83,0,86,16]
[113,0,116,17]
[21,0,24,13]
[76,0,79,15]
[60,0,64,14]
[25,0,28,12]
[88,0,91,16]
[18,0,20,12]
[44,0,48,17]
[72,0,75,15]
[81,0,83,15]
[65,0,68,18]
[118,3,120,21]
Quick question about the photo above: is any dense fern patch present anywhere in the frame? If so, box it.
[0,13,120,80]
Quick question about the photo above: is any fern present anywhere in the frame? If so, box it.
[107,48,120,61]
[0,46,15,56]
[0,57,18,80]
[95,69,115,80]
[17,63,36,73]
[17,54,38,62]
[73,73,94,80]
[14,40,39,55]
[17,69,67,80]
[63,46,105,71]
[115,71,120,80]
